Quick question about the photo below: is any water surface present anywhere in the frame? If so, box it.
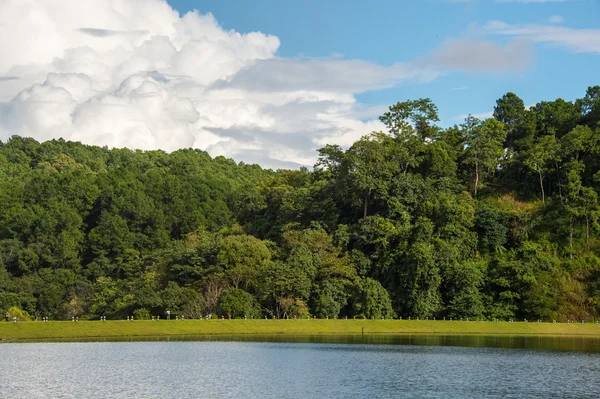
[12,333,600,352]
[1,337,599,398]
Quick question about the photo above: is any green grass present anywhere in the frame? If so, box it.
[2,319,600,342]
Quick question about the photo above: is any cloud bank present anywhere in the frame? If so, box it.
[430,38,532,72]
[485,20,600,54]
[0,0,443,168]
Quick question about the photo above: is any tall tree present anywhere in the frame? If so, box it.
[379,98,439,175]
[580,187,599,251]
[344,133,398,218]
[564,161,584,259]
[461,117,507,196]
[494,92,526,148]
[523,135,560,205]
[576,86,600,126]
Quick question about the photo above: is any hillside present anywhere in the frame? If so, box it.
[1,88,600,322]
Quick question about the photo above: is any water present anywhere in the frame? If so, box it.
[1,336,599,399]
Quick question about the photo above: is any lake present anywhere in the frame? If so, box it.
[1,335,599,398]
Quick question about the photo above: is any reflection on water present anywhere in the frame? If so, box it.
[0,339,599,399]
[14,333,600,352]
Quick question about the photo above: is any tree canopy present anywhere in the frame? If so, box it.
[1,86,600,322]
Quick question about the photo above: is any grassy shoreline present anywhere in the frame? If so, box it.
[2,319,600,342]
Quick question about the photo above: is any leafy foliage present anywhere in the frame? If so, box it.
[1,87,600,321]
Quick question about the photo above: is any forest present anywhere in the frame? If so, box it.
[1,86,600,322]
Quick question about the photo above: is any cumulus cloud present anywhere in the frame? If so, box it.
[0,0,444,168]
[485,21,600,54]
[428,38,533,72]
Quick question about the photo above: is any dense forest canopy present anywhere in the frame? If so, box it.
[1,87,600,322]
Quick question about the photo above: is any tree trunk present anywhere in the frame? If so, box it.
[556,161,564,203]
[363,189,370,218]
[539,171,545,206]
[570,216,574,260]
[586,214,590,251]
[474,160,479,197]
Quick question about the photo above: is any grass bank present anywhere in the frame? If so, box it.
[1,319,600,342]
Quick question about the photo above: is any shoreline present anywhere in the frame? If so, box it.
[2,320,600,342]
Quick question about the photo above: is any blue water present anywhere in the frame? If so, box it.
[1,338,600,398]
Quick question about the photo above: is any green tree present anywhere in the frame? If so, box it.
[524,135,560,205]
[351,277,395,319]
[493,92,527,148]
[380,98,439,175]
[345,133,397,218]
[461,117,507,196]
[218,288,260,318]
[217,233,271,289]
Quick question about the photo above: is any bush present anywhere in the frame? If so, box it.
[133,308,151,320]
[218,288,260,318]
[61,297,83,319]
[181,295,206,319]
[351,278,396,319]
[7,306,31,321]
[279,298,310,319]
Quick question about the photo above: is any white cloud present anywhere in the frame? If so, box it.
[485,20,600,54]
[547,15,565,24]
[213,58,437,94]
[1,0,443,168]
[428,38,533,72]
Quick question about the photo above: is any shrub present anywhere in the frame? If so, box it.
[218,288,260,318]
[181,295,207,319]
[7,306,31,321]
[351,278,396,319]
[133,308,151,320]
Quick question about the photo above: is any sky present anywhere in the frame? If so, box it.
[1,0,599,169]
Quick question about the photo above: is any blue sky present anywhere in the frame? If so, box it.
[1,0,599,168]
[170,0,600,124]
